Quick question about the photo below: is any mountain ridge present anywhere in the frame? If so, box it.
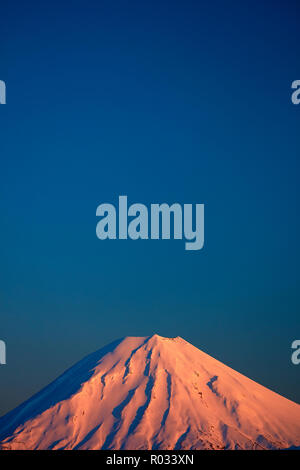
[1,334,299,450]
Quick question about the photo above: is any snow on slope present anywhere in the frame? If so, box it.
[0,335,299,450]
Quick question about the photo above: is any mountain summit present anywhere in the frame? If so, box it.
[0,335,299,450]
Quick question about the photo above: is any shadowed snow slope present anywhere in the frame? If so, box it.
[0,335,299,450]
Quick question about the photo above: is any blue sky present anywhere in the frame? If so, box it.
[1,0,300,414]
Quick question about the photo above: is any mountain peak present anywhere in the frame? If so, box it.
[149,333,177,340]
[1,335,300,450]
[146,334,182,344]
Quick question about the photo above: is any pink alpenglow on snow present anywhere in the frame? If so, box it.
[0,335,299,450]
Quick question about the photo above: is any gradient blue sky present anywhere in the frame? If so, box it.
[1,0,300,414]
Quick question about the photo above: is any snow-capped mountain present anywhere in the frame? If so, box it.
[0,335,299,450]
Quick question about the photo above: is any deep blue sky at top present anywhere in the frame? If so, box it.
[0,0,300,414]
